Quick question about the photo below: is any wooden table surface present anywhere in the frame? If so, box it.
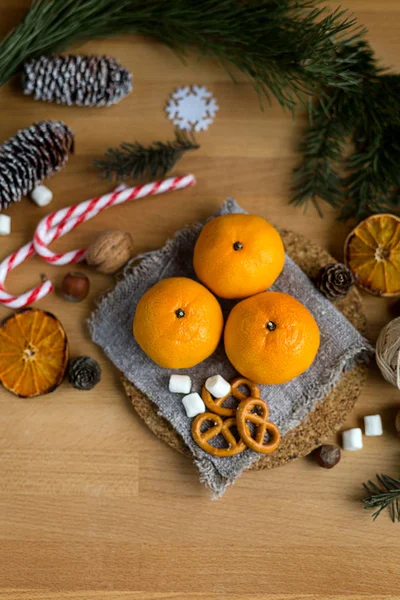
[1,2,400,598]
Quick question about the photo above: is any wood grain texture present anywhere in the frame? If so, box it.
[0,1,399,599]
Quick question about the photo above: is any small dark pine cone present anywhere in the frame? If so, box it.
[23,55,133,108]
[0,120,74,210]
[68,356,101,391]
[317,262,354,301]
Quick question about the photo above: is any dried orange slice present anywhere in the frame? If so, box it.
[0,309,69,397]
[344,213,400,297]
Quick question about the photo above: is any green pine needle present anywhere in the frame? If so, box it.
[94,130,199,182]
[363,474,400,522]
[0,0,362,110]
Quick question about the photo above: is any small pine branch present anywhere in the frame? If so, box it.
[94,130,199,182]
[363,474,400,522]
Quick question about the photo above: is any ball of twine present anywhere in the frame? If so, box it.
[376,317,400,389]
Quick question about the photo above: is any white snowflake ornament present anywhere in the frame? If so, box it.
[166,85,219,132]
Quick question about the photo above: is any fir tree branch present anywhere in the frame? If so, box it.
[292,42,400,221]
[0,0,362,110]
[4,1,398,221]
[94,130,199,181]
[291,90,348,215]
[363,474,400,522]
[340,124,400,221]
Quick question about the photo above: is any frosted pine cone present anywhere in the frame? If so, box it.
[23,55,133,107]
[0,121,74,210]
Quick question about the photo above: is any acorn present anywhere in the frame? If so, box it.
[61,272,90,302]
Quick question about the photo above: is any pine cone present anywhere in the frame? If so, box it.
[68,356,101,391]
[0,121,74,211]
[317,263,354,300]
[23,55,133,107]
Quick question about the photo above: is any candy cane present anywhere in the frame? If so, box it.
[0,242,51,308]
[0,175,195,309]
[34,174,195,265]
[0,185,129,309]
[0,202,88,309]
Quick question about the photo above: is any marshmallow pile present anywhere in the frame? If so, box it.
[170,373,385,456]
[169,374,204,417]
[169,373,231,418]
[342,414,383,451]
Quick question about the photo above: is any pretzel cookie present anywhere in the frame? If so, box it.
[192,412,246,457]
[236,397,280,454]
[201,376,260,417]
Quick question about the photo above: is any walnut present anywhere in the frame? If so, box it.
[86,230,133,274]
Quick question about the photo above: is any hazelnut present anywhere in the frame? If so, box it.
[86,230,133,274]
[314,444,341,469]
[396,409,400,437]
[61,272,90,302]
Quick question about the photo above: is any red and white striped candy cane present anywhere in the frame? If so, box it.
[0,174,195,309]
[0,241,52,308]
[34,174,195,265]
[0,186,129,309]
[0,186,129,308]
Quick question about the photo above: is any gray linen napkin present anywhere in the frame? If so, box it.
[89,200,373,496]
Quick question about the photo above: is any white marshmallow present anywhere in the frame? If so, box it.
[0,214,11,236]
[342,427,363,451]
[30,184,53,207]
[364,414,383,436]
[205,374,231,398]
[182,392,206,418]
[169,374,191,394]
